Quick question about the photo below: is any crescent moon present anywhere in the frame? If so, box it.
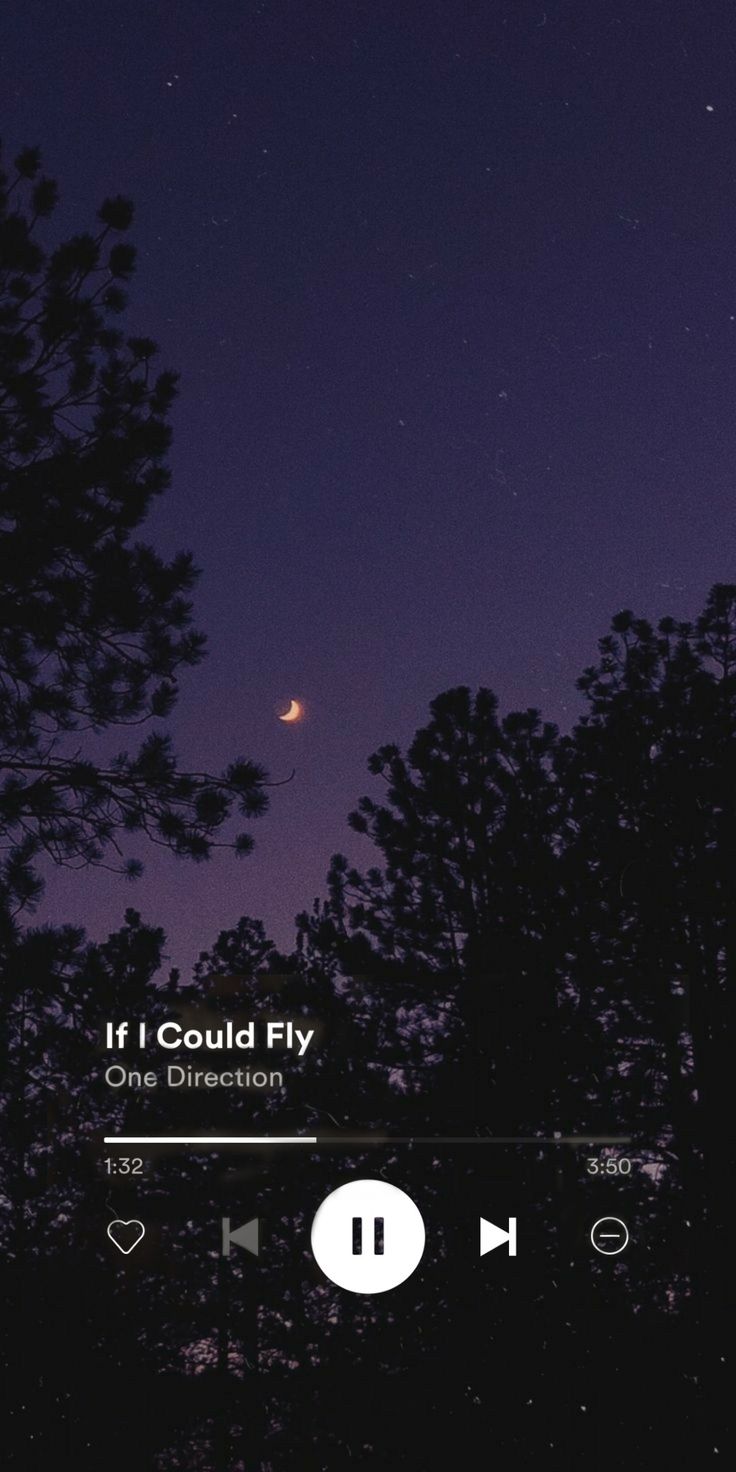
[279,699,303,724]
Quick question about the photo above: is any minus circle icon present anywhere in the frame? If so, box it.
[590,1216,629,1255]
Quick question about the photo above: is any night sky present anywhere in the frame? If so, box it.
[2,1,735,964]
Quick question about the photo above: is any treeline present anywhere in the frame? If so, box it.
[0,144,725,1466]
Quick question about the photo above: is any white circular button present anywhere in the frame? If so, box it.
[311,1179,425,1293]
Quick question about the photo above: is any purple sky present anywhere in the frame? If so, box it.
[2,1,735,965]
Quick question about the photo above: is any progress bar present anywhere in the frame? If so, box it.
[104,1135,317,1145]
[103,1134,631,1146]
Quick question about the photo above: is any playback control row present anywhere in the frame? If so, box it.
[106,1177,630,1290]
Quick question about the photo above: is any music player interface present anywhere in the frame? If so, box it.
[78,978,684,1460]
[2,4,727,1465]
[9,910,711,1468]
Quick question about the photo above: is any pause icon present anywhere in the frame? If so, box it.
[311,1179,425,1293]
[352,1215,385,1255]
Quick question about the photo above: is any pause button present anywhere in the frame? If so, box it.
[311,1179,425,1293]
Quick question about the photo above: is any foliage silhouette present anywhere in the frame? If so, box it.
[0,145,268,931]
[4,590,731,1463]
[0,146,726,1472]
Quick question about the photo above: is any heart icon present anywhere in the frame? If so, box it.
[107,1218,145,1255]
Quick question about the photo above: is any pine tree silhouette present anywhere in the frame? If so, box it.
[0,144,269,935]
